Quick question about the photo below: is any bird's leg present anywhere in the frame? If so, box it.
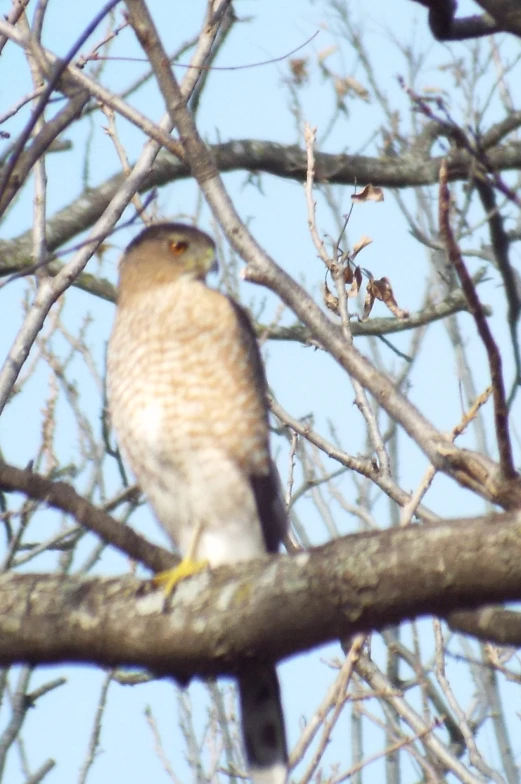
[152,521,208,597]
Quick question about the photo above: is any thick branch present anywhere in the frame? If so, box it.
[411,0,521,39]
[2,139,521,279]
[2,512,521,676]
[474,0,521,36]
[448,606,521,645]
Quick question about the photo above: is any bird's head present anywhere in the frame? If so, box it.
[117,223,217,301]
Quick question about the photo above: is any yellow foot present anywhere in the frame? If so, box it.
[152,558,208,598]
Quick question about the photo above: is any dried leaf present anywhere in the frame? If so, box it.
[343,76,370,101]
[342,264,353,284]
[347,266,363,298]
[352,235,372,255]
[289,58,309,86]
[351,184,384,203]
[367,277,410,319]
[323,281,339,315]
[362,287,375,320]
[318,45,337,63]
[342,264,363,295]
[334,77,350,99]
[325,266,364,316]
[332,76,370,101]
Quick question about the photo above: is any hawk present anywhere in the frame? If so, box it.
[107,223,288,784]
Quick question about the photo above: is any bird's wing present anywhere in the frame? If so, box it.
[228,298,288,554]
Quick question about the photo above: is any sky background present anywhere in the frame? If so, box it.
[0,0,520,781]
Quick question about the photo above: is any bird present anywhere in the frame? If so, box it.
[107,222,288,784]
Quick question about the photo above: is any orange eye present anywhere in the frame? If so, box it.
[169,240,188,256]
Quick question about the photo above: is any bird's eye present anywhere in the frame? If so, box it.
[169,240,188,256]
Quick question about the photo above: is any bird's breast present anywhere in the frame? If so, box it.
[107,284,270,475]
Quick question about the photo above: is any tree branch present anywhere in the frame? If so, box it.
[2,511,521,676]
[0,462,174,573]
[3,140,521,279]
[121,0,521,512]
[439,159,516,480]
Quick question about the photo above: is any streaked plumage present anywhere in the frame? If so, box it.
[107,223,288,784]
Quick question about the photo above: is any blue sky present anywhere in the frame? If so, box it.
[1,0,520,781]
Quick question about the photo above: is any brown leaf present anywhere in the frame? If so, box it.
[325,265,364,315]
[289,58,309,86]
[342,265,353,284]
[343,76,370,101]
[323,281,339,315]
[334,77,350,99]
[351,185,384,203]
[368,277,409,319]
[332,76,370,101]
[362,287,375,320]
[332,263,361,289]
[352,235,372,256]
[347,266,363,298]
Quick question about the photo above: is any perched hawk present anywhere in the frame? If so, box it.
[107,223,288,784]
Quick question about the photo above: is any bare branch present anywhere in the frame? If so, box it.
[2,512,521,673]
[439,159,516,480]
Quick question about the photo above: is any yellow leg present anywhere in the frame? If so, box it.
[152,558,208,597]
[152,523,208,598]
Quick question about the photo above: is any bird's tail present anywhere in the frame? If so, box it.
[238,663,287,784]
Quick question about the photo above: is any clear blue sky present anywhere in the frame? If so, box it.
[0,0,519,781]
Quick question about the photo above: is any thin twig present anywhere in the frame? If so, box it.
[78,671,113,784]
[400,386,493,525]
[438,159,515,479]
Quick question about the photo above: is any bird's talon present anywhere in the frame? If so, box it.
[152,558,208,600]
